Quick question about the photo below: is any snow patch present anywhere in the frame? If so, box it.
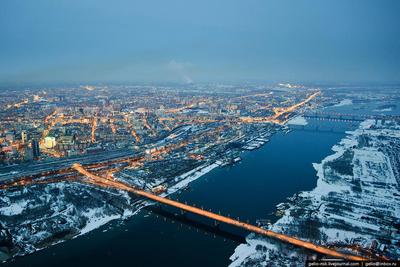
[333,99,353,107]
[0,200,29,216]
[287,116,308,126]
[79,208,121,236]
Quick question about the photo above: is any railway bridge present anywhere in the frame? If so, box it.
[303,111,400,123]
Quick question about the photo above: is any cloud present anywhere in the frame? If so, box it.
[167,60,194,84]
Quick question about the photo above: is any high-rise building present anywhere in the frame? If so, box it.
[21,131,27,144]
[32,140,40,159]
[24,147,33,161]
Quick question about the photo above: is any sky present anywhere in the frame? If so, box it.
[1,0,400,85]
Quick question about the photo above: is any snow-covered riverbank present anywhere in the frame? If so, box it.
[333,99,353,107]
[229,119,400,266]
[77,161,221,236]
[287,116,308,126]
[0,160,222,262]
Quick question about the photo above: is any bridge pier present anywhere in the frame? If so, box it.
[73,164,368,261]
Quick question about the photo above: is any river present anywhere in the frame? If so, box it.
[6,100,398,267]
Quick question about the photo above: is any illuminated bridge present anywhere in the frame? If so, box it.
[72,163,367,261]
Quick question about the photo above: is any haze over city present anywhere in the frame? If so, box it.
[1,0,400,85]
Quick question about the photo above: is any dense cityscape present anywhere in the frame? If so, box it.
[0,84,319,166]
[0,83,399,266]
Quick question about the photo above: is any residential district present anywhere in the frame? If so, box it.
[0,83,399,265]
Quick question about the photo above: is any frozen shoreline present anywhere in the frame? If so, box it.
[76,161,221,237]
[229,119,400,265]
[0,160,222,262]
[333,99,353,107]
[287,115,308,126]
[228,123,356,266]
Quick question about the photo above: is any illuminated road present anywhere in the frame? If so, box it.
[72,163,367,261]
[0,149,139,183]
[240,91,321,124]
[271,91,320,120]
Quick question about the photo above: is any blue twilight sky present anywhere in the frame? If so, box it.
[1,0,399,85]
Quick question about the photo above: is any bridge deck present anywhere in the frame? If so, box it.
[73,163,367,261]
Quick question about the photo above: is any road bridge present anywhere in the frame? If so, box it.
[146,205,246,243]
[72,163,367,261]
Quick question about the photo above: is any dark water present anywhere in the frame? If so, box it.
[5,119,351,267]
[5,98,400,267]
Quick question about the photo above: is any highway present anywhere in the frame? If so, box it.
[0,149,138,182]
[0,137,188,185]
